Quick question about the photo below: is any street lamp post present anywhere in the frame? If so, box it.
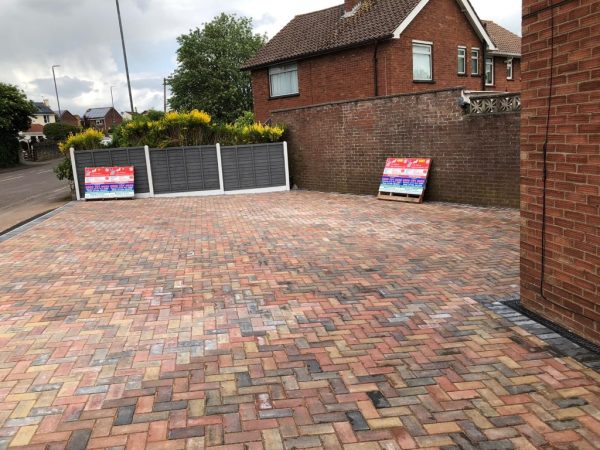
[110,86,116,127]
[51,65,62,120]
[115,0,134,114]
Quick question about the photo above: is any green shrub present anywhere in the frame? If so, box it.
[43,123,81,141]
[0,133,20,168]
[54,156,73,181]
[233,111,255,128]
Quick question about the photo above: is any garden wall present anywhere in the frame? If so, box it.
[272,87,521,208]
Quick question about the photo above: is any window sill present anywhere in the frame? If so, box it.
[269,93,300,101]
[413,80,435,84]
[457,73,467,77]
[471,74,481,77]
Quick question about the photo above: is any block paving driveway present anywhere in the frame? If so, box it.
[0,192,599,450]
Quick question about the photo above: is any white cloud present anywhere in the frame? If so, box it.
[0,0,521,116]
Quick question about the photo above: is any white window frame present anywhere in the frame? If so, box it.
[269,63,299,98]
[412,41,433,82]
[96,119,105,126]
[506,58,514,80]
[457,46,466,75]
[43,115,50,124]
[485,57,494,86]
[471,48,480,75]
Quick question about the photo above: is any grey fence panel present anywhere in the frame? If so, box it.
[221,143,286,192]
[149,146,220,194]
[74,147,149,196]
[73,143,286,198]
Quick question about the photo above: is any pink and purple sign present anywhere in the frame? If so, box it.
[85,166,135,200]
[379,158,432,196]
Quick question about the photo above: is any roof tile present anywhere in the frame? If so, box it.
[243,0,423,69]
[483,20,521,56]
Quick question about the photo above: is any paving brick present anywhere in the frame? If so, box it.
[0,193,598,450]
[167,426,205,440]
[65,429,92,450]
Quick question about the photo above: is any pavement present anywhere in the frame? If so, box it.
[0,160,71,234]
[0,192,599,450]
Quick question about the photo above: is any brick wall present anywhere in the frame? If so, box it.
[491,56,522,92]
[521,0,600,344]
[252,0,512,122]
[273,87,520,208]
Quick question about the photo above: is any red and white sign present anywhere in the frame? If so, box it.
[379,158,432,196]
[84,166,135,199]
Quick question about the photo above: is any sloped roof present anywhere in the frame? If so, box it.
[84,107,113,119]
[243,0,424,69]
[32,102,55,115]
[243,0,495,70]
[483,20,521,56]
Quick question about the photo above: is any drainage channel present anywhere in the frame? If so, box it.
[475,296,600,373]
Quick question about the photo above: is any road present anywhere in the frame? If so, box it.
[0,160,71,233]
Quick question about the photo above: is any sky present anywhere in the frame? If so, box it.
[0,0,521,116]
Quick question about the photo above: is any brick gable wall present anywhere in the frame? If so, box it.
[521,0,600,344]
[251,0,521,122]
[490,56,522,92]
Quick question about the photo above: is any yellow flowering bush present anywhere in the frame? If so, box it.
[213,121,286,145]
[239,123,285,144]
[59,128,104,153]
[113,110,285,148]
[56,128,105,183]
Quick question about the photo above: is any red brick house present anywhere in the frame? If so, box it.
[243,0,522,122]
[83,107,123,133]
[60,110,81,127]
[483,20,522,93]
[521,0,600,344]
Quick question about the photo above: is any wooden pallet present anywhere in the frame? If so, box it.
[378,191,424,204]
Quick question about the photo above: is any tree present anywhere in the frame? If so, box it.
[0,83,35,167]
[168,13,266,123]
[43,122,81,141]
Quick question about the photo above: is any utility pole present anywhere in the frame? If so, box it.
[115,0,134,114]
[51,65,62,120]
[163,78,167,113]
[110,86,115,109]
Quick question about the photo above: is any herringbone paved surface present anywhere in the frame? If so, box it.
[0,192,599,450]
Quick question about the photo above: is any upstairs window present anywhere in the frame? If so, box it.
[506,58,514,80]
[43,115,50,124]
[269,63,299,98]
[413,42,433,81]
[458,47,466,75]
[485,57,494,86]
[471,48,480,75]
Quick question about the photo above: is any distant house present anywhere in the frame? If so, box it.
[483,20,522,92]
[60,110,81,127]
[83,107,123,132]
[243,0,522,121]
[20,99,57,141]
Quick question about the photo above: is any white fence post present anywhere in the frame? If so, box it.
[144,145,155,197]
[216,143,225,194]
[283,141,290,191]
[69,147,81,201]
